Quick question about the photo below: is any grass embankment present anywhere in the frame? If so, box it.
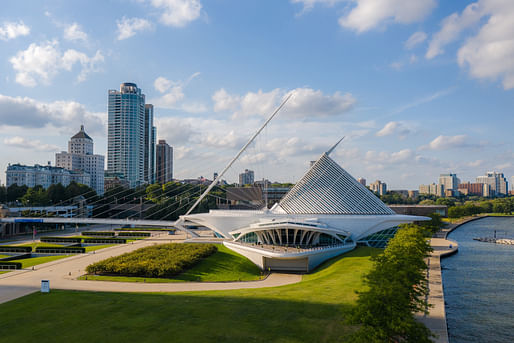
[15,255,70,268]
[81,245,261,283]
[0,247,379,343]
[14,242,64,249]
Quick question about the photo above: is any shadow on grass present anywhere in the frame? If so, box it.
[0,247,378,343]
[0,291,357,343]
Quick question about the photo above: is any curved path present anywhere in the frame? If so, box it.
[0,235,301,304]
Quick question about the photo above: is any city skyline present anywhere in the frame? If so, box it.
[0,1,513,189]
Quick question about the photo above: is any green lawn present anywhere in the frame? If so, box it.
[83,244,116,253]
[80,245,261,283]
[14,242,113,253]
[14,242,63,249]
[0,254,10,259]
[15,255,71,268]
[0,247,379,343]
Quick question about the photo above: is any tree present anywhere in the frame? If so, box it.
[0,185,6,203]
[6,184,28,203]
[146,183,163,203]
[21,186,50,206]
[419,199,435,205]
[349,225,433,342]
[419,213,445,234]
[65,182,96,203]
[47,183,66,204]
[435,197,455,207]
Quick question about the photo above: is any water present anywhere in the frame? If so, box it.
[442,217,514,343]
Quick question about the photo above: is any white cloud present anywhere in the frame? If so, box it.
[212,87,355,119]
[150,0,202,27]
[0,21,30,41]
[212,89,240,112]
[338,0,436,33]
[0,93,105,134]
[284,88,356,118]
[64,23,88,42]
[457,3,514,89]
[394,88,454,113]
[154,76,173,93]
[116,17,152,40]
[426,1,514,89]
[9,41,103,86]
[420,135,471,150]
[426,2,482,59]
[405,31,427,49]
[376,121,412,138]
[365,148,415,164]
[3,136,59,152]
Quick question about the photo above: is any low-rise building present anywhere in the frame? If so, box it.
[458,182,490,197]
[370,180,387,195]
[6,163,90,189]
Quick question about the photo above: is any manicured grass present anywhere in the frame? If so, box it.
[0,254,10,259]
[79,245,261,283]
[14,242,63,250]
[15,255,72,268]
[83,244,115,253]
[0,271,8,274]
[0,247,379,343]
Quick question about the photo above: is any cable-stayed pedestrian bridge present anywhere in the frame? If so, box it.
[0,217,199,237]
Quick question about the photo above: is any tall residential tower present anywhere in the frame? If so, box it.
[107,83,155,188]
[156,139,173,184]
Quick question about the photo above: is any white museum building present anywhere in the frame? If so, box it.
[181,148,429,272]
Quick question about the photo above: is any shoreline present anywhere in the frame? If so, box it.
[422,214,501,343]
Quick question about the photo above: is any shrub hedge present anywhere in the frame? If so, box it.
[82,232,115,237]
[0,253,31,261]
[0,261,22,270]
[35,247,85,254]
[0,246,32,253]
[40,237,82,243]
[114,227,172,232]
[86,243,217,278]
[83,238,126,244]
[117,232,151,237]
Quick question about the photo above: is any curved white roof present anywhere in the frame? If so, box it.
[277,153,395,215]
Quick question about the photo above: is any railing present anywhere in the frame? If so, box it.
[228,241,352,253]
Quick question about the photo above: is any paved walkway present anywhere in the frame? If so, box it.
[418,237,458,343]
[0,233,301,304]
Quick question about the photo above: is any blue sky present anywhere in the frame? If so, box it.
[0,0,513,189]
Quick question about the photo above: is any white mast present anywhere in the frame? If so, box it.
[177,92,293,222]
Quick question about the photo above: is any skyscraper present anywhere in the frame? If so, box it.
[107,83,155,188]
[156,139,173,184]
[144,104,156,184]
[56,125,104,194]
[239,169,255,186]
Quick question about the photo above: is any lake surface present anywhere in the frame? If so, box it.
[442,217,514,343]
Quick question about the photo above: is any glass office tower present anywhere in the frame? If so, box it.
[107,82,154,188]
[144,104,156,184]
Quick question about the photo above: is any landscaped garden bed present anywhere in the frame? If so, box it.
[86,243,217,278]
